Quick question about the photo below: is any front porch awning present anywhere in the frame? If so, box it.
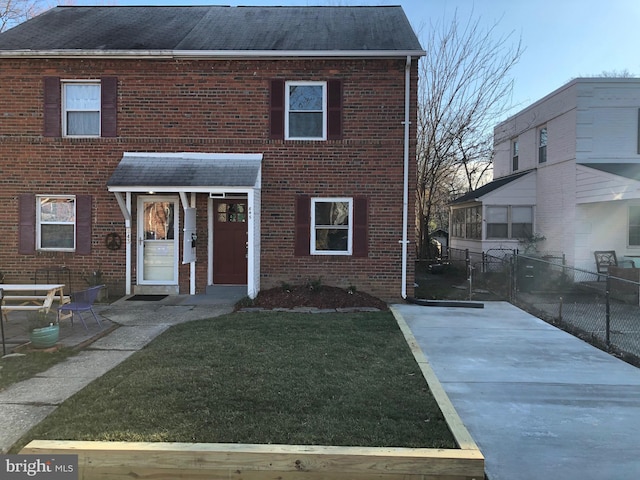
[107,152,262,193]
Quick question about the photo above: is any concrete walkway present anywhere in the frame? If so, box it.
[0,290,243,453]
[394,302,640,480]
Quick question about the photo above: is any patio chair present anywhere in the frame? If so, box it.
[594,251,632,281]
[57,285,104,330]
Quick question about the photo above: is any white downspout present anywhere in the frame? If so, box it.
[401,55,411,299]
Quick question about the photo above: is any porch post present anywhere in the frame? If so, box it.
[113,191,133,295]
[179,191,197,295]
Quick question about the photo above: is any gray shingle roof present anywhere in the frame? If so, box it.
[107,154,261,189]
[0,6,423,53]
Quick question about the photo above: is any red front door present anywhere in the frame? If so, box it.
[213,200,248,284]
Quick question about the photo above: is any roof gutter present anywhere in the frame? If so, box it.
[0,49,426,60]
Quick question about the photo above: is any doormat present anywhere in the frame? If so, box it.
[126,295,168,301]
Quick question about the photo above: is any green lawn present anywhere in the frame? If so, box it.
[13,312,456,451]
[0,348,76,391]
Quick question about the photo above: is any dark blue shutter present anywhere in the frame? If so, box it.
[353,197,368,257]
[101,77,118,137]
[76,195,92,254]
[18,194,36,254]
[270,79,285,140]
[327,79,343,140]
[43,77,61,137]
[295,195,311,256]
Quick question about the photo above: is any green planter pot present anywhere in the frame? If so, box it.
[29,324,60,349]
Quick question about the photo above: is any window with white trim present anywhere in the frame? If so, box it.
[286,81,327,140]
[538,126,547,164]
[486,206,508,238]
[311,198,352,254]
[512,139,519,171]
[63,82,101,137]
[486,205,533,239]
[37,195,76,250]
[511,206,533,238]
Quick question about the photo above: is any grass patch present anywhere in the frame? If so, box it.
[0,348,77,391]
[13,312,456,451]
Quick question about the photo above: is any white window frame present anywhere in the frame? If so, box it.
[538,126,547,164]
[512,139,519,171]
[311,197,353,255]
[36,195,76,251]
[486,206,509,239]
[285,81,327,141]
[62,80,101,138]
[485,205,534,239]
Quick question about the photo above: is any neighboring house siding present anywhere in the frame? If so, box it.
[495,83,577,177]
[483,174,536,205]
[576,81,640,163]
[491,79,640,272]
[536,160,576,262]
[576,166,640,203]
[0,57,416,300]
[490,82,579,259]
[575,201,640,271]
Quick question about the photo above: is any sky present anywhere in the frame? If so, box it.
[68,0,640,120]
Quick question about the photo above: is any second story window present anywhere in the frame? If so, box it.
[44,76,117,138]
[270,79,342,141]
[512,140,519,171]
[286,81,326,140]
[538,127,547,164]
[63,82,101,137]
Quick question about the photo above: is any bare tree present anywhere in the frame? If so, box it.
[0,0,53,32]
[595,69,636,78]
[416,11,522,259]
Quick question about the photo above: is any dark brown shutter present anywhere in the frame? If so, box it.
[327,79,343,140]
[43,77,61,137]
[101,76,118,137]
[76,195,92,254]
[353,197,368,257]
[294,195,311,256]
[270,79,285,140]
[18,194,36,254]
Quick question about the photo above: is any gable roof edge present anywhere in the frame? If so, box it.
[0,49,426,60]
[449,170,535,205]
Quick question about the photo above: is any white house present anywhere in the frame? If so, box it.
[450,78,640,272]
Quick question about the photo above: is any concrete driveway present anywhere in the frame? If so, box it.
[393,301,640,480]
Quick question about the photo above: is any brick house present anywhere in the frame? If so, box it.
[0,6,423,301]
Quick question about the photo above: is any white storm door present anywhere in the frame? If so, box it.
[138,196,179,284]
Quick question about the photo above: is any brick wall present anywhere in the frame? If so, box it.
[0,57,417,301]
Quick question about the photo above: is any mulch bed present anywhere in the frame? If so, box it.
[236,285,388,311]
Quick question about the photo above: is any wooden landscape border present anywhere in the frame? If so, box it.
[21,308,484,480]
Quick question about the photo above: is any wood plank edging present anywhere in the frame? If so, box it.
[390,306,483,453]
[22,440,484,479]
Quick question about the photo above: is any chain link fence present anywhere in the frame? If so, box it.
[444,248,640,366]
